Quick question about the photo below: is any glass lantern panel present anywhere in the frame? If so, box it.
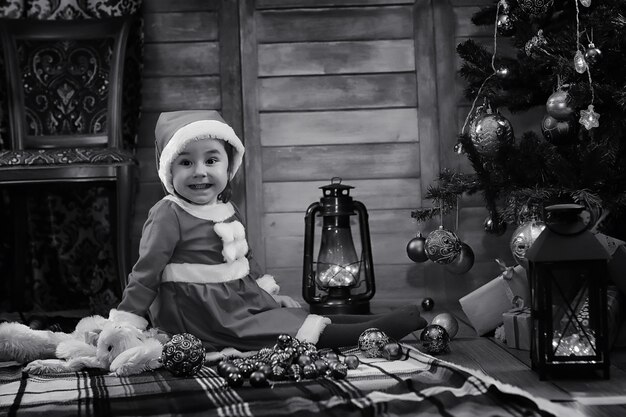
[549,264,597,358]
[316,226,361,288]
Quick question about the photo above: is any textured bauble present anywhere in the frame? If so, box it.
[344,355,360,369]
[518,0,554,18]
[470,112,514,159]
[584,43,602,66]
[445,243,475,275]
[381,342,403,360]
[420,325,450,355]
[510,220,546,268]
[161,333,205,376]
[541,115,577,145]
[358,328,391,358]
[425,227,462,264]
[421,297,435,311]
[406,233,429,263]
[546,90,575,120]
[496,13,515,36]
[483,215,507,236]
[431,313,459,339]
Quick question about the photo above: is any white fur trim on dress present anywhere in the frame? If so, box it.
[214,221,248,263]
[108,309,149,330]
[256,274,280,296]
[158,120,245,195]
[164,195,235,222]
[162,258,250,284]
[295,314,332,345]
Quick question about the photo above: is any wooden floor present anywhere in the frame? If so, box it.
[383,302,626,417]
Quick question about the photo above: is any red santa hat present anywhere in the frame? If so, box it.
[155,110,245,195]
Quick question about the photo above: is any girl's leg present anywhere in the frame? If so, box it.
[316,304,426,348]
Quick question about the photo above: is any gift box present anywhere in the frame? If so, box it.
[459,260,530,336]
[503,307,531,350]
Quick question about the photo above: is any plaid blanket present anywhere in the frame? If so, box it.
[0,343,582,417]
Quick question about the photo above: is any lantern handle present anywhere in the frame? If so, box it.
[303,202,323,304]
[353,200,376,302]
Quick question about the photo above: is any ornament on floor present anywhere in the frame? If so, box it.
[483,214,507,236]
[161,333,206,377]
[406,232,429,263]
[420,324,450,355]
[510,220,546,269]
[584,43,601,66]
[445,242,475,275]
[541,114,577,145]
[425,226,462,264]
[517,0,554,19]
[546,89,575,121]
[358,328,391,358]
[469,109,514,160]
[381,342,404,360]
[574,50,587,73]
[525,29,547,58]
[579,104,600,130]
[431,313,459,339]
[421,297,435,311]
[497,13,515,36]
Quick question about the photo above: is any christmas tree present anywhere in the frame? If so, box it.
[412,0,626,243]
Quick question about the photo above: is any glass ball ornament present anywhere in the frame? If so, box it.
[584,43,602,66]
[420,324,450,355]
[546,90,575,121]
[541,115,577,145]
[161,333,205,376]
[469,112,514,159]
[425,226,462,264]
[358,328,391,358]
[445,242,475,275]
[483,215,507,236]
[421,297,435,311]
[496,13,515,36]
[510,220,546,269]
[406,232,429,263]
[431,313,459,339]
[381,342,403,360]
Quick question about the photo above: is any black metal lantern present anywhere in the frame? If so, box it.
[303,178,375,314]
[526,204,610,379]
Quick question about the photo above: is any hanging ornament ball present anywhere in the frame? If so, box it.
[406,233,429,263]
[420,325,450,355]
[495,65,513,80]
[584,43,602,66]
[518,0,554,18]
[496,13,515,36]
[470,112,515,159]
[510,220,546,269]
[161,333,206,376]
[541,115,577,145]
[483,215,507,236]
[358,328,391,358]
[445,242,475,275]
[546,90,575,121]
[425,227,462,264]
[431,313,459,339]
[421,297,435,311]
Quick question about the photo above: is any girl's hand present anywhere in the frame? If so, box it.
[273,295,302,308]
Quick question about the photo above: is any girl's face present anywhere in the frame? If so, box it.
[171,138,230,205]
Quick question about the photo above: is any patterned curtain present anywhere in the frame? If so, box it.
[0,0,142,317]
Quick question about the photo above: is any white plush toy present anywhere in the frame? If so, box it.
[0,309,169,376]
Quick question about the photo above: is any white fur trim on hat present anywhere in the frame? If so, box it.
[295,314,332,345]
[256,274,280,295]
[108,309,149,330]
[158,119,245,195]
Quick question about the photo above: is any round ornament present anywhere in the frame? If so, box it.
[496,13,515,36]
[445,242,475,275]
[470,112,514,159]
[421,297,435,311]
[483,215,507,236]
[431,313,459,339]
[358,328,391,358]
[161,333,205,376]
[518,0,554,18]
[344,355,360,369]
[546,90,575,121]
[226,371,244,387]
[406,233,429,263]
[510,220,546,268]
[425,227,462,264]
[584,43,602,66]
[249,371,269,387]
[420,325,450,355]
[541,115,577,145]
[381,342,403,360]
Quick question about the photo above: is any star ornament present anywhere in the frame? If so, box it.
[579,104,600,130]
